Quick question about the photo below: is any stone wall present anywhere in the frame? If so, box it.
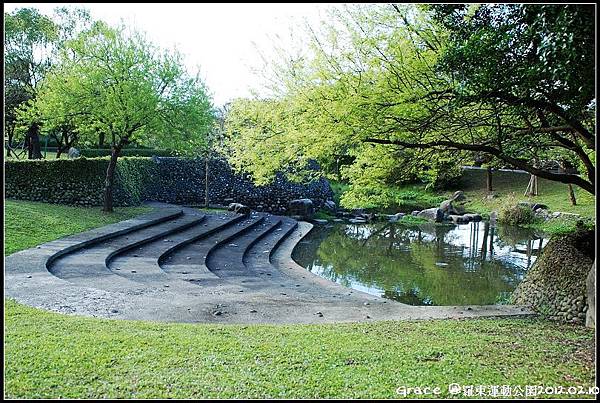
[511,229,595,324]
[146,157,333,213]
[5,157,334,213]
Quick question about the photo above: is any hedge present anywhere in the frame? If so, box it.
[5,157,154,207]
[5,157,334,212]
[80,149,176,158]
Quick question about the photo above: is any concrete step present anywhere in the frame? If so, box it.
[160,213,265,278]
[206,216,282,277]
[47,210,206,292]
[110,212,245,287]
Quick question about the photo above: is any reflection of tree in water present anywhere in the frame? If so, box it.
[293,221,545,306]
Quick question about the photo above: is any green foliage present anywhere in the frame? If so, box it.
[5,157,155,206]
[21,22,215,153]
[224,3,595,209]
[499,204,536,226]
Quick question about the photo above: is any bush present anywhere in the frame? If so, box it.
[5,157,155,207]
[80,149,175,158]
[499,204,536,226]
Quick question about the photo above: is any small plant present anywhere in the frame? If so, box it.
[499,203,536,226]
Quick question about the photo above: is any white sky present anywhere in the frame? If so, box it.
[4,2,343,106]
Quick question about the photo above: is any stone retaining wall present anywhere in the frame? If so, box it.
[5,156,333,213]
[511,229,594,324]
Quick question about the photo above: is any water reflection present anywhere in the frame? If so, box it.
[292,221,547,306]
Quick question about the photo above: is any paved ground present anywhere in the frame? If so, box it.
[5,202,534,324]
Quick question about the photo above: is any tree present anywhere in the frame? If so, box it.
[28,22,214,212]
[4,8,57,159]
[225,4,594,206]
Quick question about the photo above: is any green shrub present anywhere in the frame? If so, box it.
[5,157,155,207]
[499,204,536,225]
[80,148,175,158]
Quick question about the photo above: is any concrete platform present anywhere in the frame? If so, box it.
[5,202,535,324]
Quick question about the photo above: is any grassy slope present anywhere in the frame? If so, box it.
[4,200,596,398]
[4,200,151,255]
[457,169,595,219]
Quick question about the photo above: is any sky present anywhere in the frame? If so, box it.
[4,2,343,106]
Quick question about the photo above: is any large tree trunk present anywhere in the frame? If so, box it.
[27,123,43,160]
[586,261,595,328]
[103,145,122,213]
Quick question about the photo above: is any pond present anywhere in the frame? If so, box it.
[292,221,548,306]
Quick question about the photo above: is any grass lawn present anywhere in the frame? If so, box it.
[458,168,596,220]
[4,199,151,255]
[4,200,597,398]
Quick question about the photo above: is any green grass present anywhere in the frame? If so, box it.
[4,199,151,255]
[457,169,595,220]
[4,199,596,398]
[6,151,60,160]
[5,300,596,399]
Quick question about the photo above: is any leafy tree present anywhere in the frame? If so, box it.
[4,8,58,159]
[225,3,595,211]
[5,6,94,159]
[26,22,214,211]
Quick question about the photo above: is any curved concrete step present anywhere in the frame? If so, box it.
[47,211,206,293]
[110,213,246,288]
[205,216,282,277]
[44,208,184,270]
[160,213,265,278]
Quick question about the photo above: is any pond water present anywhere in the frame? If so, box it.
[292,221,548,306]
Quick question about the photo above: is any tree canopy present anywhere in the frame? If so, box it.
[224,3,595,207]
[19,20,214,211]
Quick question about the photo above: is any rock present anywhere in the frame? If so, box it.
[551,211,581,219]
[417,208,444,223]
[67,147,80,159]
[532,203,548,211]
[389,212,405,223]
[463,213,482,222]
[352,208,366,216]
[349,218,367,224]
[489,211,498,225]
[448,214,470,224]
[228,202,251,215]
[323,200,336,213]
[411,210,420,217]
[288,198,315,221]
[439,191,467,215]
[313,219,328,225]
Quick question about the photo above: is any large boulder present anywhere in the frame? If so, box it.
[323,200,337,213]
[288,198,315,221]
[417,208,444,223]
[228,202,251,215]
[67,147,80,159]
[439,190,467,215]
